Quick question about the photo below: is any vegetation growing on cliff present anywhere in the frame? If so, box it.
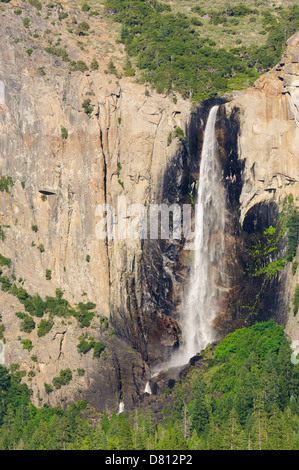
[105,0,299,99]
[245,196,299,279]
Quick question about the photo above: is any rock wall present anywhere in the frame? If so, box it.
[0,0,194,410]
[217,32,299,340]
[1,1,299,412]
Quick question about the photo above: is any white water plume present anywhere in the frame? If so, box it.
[168,104,226,368]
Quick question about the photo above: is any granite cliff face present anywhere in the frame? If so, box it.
[0,1,299,413]
[217,32,299,342]
[0,0,193,411]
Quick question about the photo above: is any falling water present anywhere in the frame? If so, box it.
[173,105,226,366]
[118,401,125,414]
[144,381,152,395]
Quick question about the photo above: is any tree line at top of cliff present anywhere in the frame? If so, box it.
[105,0,299,100]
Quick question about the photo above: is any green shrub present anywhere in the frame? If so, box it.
[73,60,88,72]
[37,319,53,337]
[82,99,93,116]
[81,1,90,12]
[292,284,299,316]
[76,21,90,35]
[61,127,68,139]
[106,58,117,75]
[45,269,52,280]
[37,244,45,252]
[93,341,105,358]
[23,17,30,28]
[174,126,185,141]
[16,312,36,333]
[0,176,14,193]
[21,339,34,351]
[284,195,299,262]
[52,368,72,389]
[0,226,6,242]
[0,324,5,340]
[90,57,99,70]
[31,225,38,232]
[45,46,69,62]
[0,254,11,267]
[28,0,42,10]
[77,337,93,354]
[44,382,53,394]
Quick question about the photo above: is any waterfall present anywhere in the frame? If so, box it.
[144,381,152,395]
[118,401,125,414]
[174,105,226,366]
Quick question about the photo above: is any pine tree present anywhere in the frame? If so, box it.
[92,421,107,450]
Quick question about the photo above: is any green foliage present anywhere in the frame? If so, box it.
[0,324,5,340]
[174,126,185,141]
[45,46,69,62]
[69,60,89,72]
[23,17,30,28]
[104,1,299,100]
[0,254,11,267]
[15,312,36,333]
[37,319,54,337]
[76,21,90,35]
[45,269,52,280]
[106,58,117,75]
[31,225,38,232]
[28,0,42,10]
[93,341,105,358]
[41,194,47,202]
[81,1,90,12]
[52,368,72,389]
[0,321,299,450]
[0,226,6,242]
[0,176,14,194]
[292,284,299,316]
[61,127,68,139]
[246,214,286,278]
[37,243,45,252]
[77,336,105,358]
[21,339,34,351]
[283,194,299,262]
[77,336,94,354]
[82,99,93,116]
[90,57,99,71]
[73,302,96,328]
[86,255,90,263]
[44,382,53,394]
